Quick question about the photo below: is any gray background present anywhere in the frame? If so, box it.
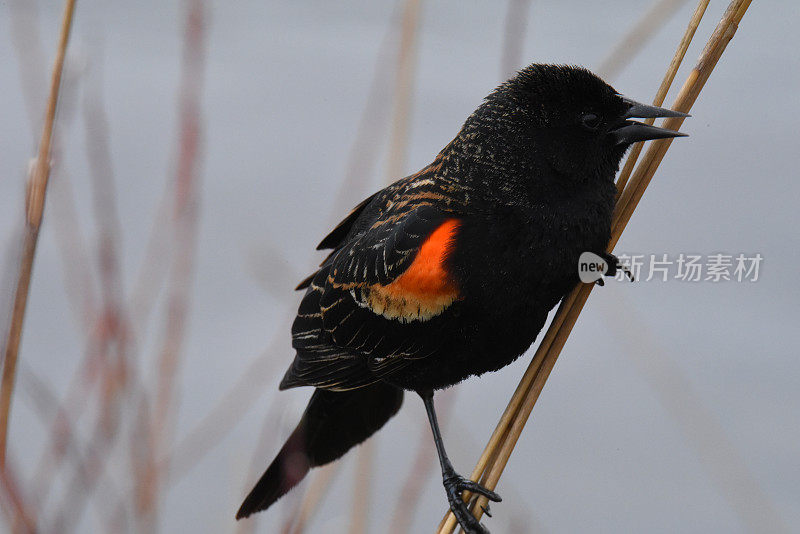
[1,1,798,533]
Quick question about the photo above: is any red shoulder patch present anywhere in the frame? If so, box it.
[366,219,461,322]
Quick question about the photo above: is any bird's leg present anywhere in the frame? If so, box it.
[597,251,634,282]
[418,390,501,534]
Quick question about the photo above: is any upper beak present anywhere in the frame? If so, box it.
[611,97,689,146]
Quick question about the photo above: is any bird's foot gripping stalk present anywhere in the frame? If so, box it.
[442,468,501,534]
[594,251,634,286]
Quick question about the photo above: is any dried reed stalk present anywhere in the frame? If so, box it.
[387,2,538,528]
[596,0,688,80]
[0,460,35,533]
[349,0,426,528]
[331,0,405,214]
[385,0,423,181]
[82,61,131,409]
[171,0,414,493]
[499,0,533,80]
[135,1,207,527]
[9,0,47,142]
[438,1,752,531]
[163,323,291,486]
[6,8,110,513]
[236,401,303,534]
[0,0,77,468]
[615,0,710,197]
[389,387,456,534]
[19,366,126,532]
[349,440,375,534]
[270,0,427,529]
[10,0,96,332]
[282,463,340,534]
[43,62,139,534]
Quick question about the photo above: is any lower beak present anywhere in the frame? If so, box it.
[611,120,688,146]
[611,96,689,146]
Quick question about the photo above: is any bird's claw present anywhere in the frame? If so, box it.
[443,472,501,534]
[597,251,634,282]
[618,261,634,282]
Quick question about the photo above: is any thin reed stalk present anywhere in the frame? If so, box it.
[233,3,419,529]
[349,0,425,529]
[197,1,412,500]
[82,59,131,412]
[42,59,138,534]
[384,0,423,181]
[0,460,35,533]
[615,0,710,197]
[499,0,533,80]
[19,366,125,531]
[438,1,752,531]
[596,0,688,80]
[8,0,47,143]
[273,0,426,528]
[235,395,300,534]
[163,322,291,486]
[349,440,374,534]
[389,388,456,534]
[6,12,112,514]
[135,1,207,527]
[331,0,405,214]
[10,0,96,334]
[0,0,77,469]
[282,463,340,534]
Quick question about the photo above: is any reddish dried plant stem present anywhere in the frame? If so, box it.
[134,0,207,526]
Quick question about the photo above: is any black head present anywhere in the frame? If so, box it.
[459,64,687,188]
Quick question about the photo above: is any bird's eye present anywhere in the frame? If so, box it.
[580,112,601,130]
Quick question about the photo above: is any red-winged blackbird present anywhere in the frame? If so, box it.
[236,64,687,533]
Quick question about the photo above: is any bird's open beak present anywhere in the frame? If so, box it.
[610,97,689,146]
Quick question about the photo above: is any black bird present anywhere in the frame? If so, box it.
[236,64,687,533]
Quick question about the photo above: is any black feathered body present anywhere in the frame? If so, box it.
[399,179,615,390]
[283,84,619,392]
[237,65,647,520]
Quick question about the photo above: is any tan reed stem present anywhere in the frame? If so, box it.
[350,0,425,528]
[283,463,340,534]
[391,388,456,534]
[615,0,710,197]
[596,0,688,80]
[438,1,752,531]
[499,0,533,80]
[0,0,77,468]
[385,0,423,181]
[0,460,36,533]
[350,440,375,534]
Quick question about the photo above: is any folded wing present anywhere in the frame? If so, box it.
[282,188,464,391]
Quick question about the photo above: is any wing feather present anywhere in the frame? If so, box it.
[282,169,467,391]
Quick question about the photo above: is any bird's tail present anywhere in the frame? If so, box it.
[236,382,404,519]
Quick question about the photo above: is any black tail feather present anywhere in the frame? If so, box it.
[236,382,403,520]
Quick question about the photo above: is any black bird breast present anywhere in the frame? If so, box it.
[384,183,616,391]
